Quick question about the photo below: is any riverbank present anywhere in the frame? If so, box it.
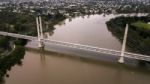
[0,35,27,83]
[0,45,25,84]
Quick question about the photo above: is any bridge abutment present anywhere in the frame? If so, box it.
[118,56,124,63]
[38,41,45,48]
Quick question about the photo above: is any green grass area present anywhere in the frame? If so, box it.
[131,21,150,30]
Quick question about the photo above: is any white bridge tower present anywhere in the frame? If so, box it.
[36,16,44,48]
[118,24,129,63]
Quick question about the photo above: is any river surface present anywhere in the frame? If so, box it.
[4,14,150,84]
[46,14,122,50]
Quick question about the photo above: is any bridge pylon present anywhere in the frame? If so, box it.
[118,24,128,63]
[36,16,44,48]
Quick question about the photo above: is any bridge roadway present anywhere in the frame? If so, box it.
[0,31,150,63]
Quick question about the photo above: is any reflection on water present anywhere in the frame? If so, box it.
[4,50,150,84]
[40,48,46,66]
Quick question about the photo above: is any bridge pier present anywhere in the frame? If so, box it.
[118,56,124,63]
[38,39,45,48]
[36,16,45,48]
[118,24,128,63]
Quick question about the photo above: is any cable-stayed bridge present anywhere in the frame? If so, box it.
[0,16,149,63]
[0,31,150,63]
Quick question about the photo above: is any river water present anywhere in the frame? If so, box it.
[4,14,150,84]
[46,14,122,50]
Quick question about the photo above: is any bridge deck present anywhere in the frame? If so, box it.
[0,31,150,62]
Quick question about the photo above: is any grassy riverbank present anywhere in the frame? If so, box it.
[131,21,150,30]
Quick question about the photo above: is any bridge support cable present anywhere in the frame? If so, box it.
[119,24,128,63]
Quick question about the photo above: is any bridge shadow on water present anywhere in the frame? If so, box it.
[39,47,46,66]
[33,47,150,75]
[35,48,150,84]
[2,47,150,84]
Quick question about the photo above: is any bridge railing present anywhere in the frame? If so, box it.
[124,52,150,62]
[0,31,37,40]
[43,39,150,62]
[43,39,121,56]
[0,31,150,62]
